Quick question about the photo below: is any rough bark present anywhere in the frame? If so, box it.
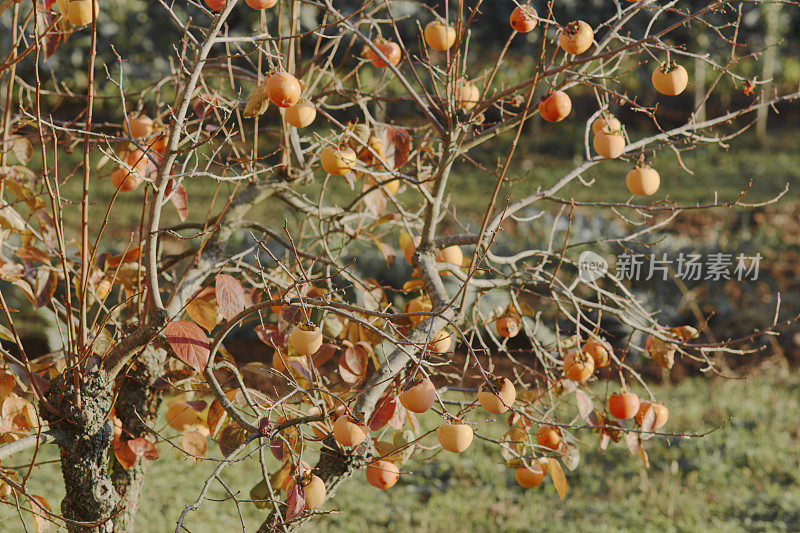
[42,370,120,533]
[110,346,168,532]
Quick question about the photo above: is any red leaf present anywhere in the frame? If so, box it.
[369,396,397,431]
[169,182,189,221]
[165,321,210,372]
[215,274,246,321]
[255,324,284,346]
[113,436,137,469]
[285,483,305,521]
[127,437,159,460]
[311,343,337,367]
[387,127,411,169]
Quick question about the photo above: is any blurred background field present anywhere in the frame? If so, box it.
[6,366,799,532]
[2,0,800,531]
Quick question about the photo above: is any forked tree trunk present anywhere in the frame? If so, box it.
[43,371,120,533]
[111,346,167,532]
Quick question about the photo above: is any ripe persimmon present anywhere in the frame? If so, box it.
[288,324,323,356]
[535,425,562,450]
[110,167,139,192]
[111,150,147,192]
[204,0,226,11]
[266,72,302,108]
[124,114,153,139]
[424,21,457,51]
[454,79,480,110]
[362,38,402,68]
[478,376,516,414]
[287,474,326,509]
[626,165,660,196]
[509,6,537,33]
[333,414,367,447]
[652,62,688,95]
[563,349,595,382]
[366,460,400,489]
[399,377,436,413]
[608,392,640,420]
[593,131,626,159]
[435,245,463,273]
[284,101,316,128]
[429,329,452,354]
[438,421,473,452]
[321,147,357,176]
[558,21,593,55]
[495,315,521,338]
[515,461,547,487]
[405,295,432,326]
[582,338,612,368]
[539,91,572,122]
[245,0,277,8]
[635,401,669,429]
[592,114,622,135]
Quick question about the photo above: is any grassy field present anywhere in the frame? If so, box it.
[25,128,800,247]
[5,364,799,532]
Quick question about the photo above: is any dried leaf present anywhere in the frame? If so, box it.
[575,390,594,422]
[217,424,247,458]
[28,494,51,533]
[640,406,656,440]
[181,431,208,459]
[0,324,15,344]
[561,443,581,471]
[127,437,159,460]
[598,430,611,452]
[164,321,210,372]
[625,432,641,456]
[10,137,33,165]
[186,298,218,333]
[548,457,567,500]
[363,189,386,217]
[339,342,370,383]
[249,479,274,511]
[0,205,29,234]
[285,482,305,521]
[639,445,650,468]
[244,84,270,118]
[371,236,396,267]
[500,427,527,463]
[215,274,245,321]
[34,268,57,309]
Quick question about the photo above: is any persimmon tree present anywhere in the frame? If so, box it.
[0,0,798,531]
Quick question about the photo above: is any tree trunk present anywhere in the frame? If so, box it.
[110,346,167,532]
[43,371,120,533]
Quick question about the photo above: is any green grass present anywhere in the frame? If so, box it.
[22,128,800,249]
[5,367,799,532]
